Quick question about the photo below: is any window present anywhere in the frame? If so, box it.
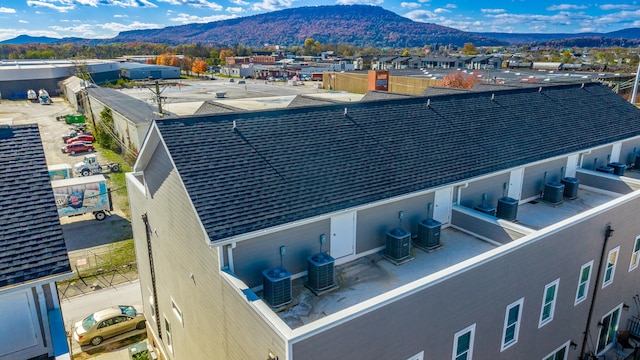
[501,298,524,351]
[543,341,569,360]
[539,279,559,327]
[602,247,619,288]
[453,324,475,360]
[596,305,622,354]
[630,236,640,271]
[164,316,173,353]
[171,299,183,326]
[575,261,593,305]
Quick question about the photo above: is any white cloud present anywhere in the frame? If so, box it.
[334,0,382,5]
[113,14,129,17]
[157,0,223,10]
[546,4,587,11]
[99,21,163,32]
[19,20,29,24]
[433,8,450,13]
[26,1,75,12]
[226,6,245,13]
[401,2,421,9]
[0,7,16,13]
[252,0,297,11]
[481,8,506,14]
[169,12,238,23]
[230,0,248,4]
[403,9,441,22]
[444,4,456,9]
[599,4,639,10]
[418,0,430,2]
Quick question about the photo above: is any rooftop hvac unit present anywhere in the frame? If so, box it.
[596,165,614,174]
[496,197,518,221]
[385,228,412,263]
[608,162,626,176]
[306,253,336,294]
[416,218,442,250]
[543,181,564,205]
[262,266,292,308]
[474,193,496,217]
[561,177,580,199]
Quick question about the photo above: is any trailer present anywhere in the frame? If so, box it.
[48,163,73,181]
[74,154,120,176]
[38,89,51,105]
[51,175,112,221]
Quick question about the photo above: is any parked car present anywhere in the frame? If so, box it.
[66,134,95,144]
[61,142,94,155]
[73,305,145,346]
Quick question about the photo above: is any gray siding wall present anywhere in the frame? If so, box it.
[356,193,434,253]
[291,195,640,360]
[451,208,525,244]
[231,220,330,288]
[620,139,640,166]
[582,145,613,170]
[129,142,286,360]
[459,172,510,209]
[521,157,567,199]
[576,171,639,194]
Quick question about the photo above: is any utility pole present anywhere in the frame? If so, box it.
[144,79,175,117]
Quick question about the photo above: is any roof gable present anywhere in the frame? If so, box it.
[0,125,71,288]
[153,83,640,243]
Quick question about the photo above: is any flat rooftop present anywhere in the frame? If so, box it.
[265,179,623,329]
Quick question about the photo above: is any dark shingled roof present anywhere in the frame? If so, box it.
[0,125,71,288]
[154,83,640,244]
[87,87,161,124]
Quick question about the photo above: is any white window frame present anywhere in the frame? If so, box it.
[630,236,640,271]
[407,351,424,360]
[164,315,173,354]
[575,261,593,305]
[171,298,183,326]
[539,279,560,328]
[501,298,524,352]
[602,246,619,288]
[452,324,475,360]
[596,304,623,355]
[542,341,569,360]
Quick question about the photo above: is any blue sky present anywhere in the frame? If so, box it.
[0,0,639,41]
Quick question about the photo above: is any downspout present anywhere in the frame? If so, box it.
[580,224,614,359]
[456,183,469,205]
[227,242,237,273]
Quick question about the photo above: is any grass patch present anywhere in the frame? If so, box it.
[60,239,137,286]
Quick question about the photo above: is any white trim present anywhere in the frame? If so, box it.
[629,235,640,272]
[125,172,146,197]
[602,246,620,289]
[611,142,622,163]
[538,279,560,328]
[596,303,623,355]
[452,323,475,360]
[501,297,524,352]
[574,260,594,306]
[407,350,424,360]
[170,297,183,327]
[163,314,173,354]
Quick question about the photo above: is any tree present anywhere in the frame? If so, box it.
[146,58,155,64]
[440,70,479,89]
[192,58,207,76]
[219,49,235,65]
[304,38,315,55]
[462,43,478,56]
[402,49,410,56]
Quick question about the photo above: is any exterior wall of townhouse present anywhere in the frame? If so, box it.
[459,172,511,208]
[129,143,286,360]
[290,193,640,359]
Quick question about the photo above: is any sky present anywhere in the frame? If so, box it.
[0,0,639,42]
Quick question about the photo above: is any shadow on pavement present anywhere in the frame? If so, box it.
[62,214,132,251]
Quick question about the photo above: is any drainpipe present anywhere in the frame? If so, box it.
[580,224,614,360]
[456,183,469,205]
